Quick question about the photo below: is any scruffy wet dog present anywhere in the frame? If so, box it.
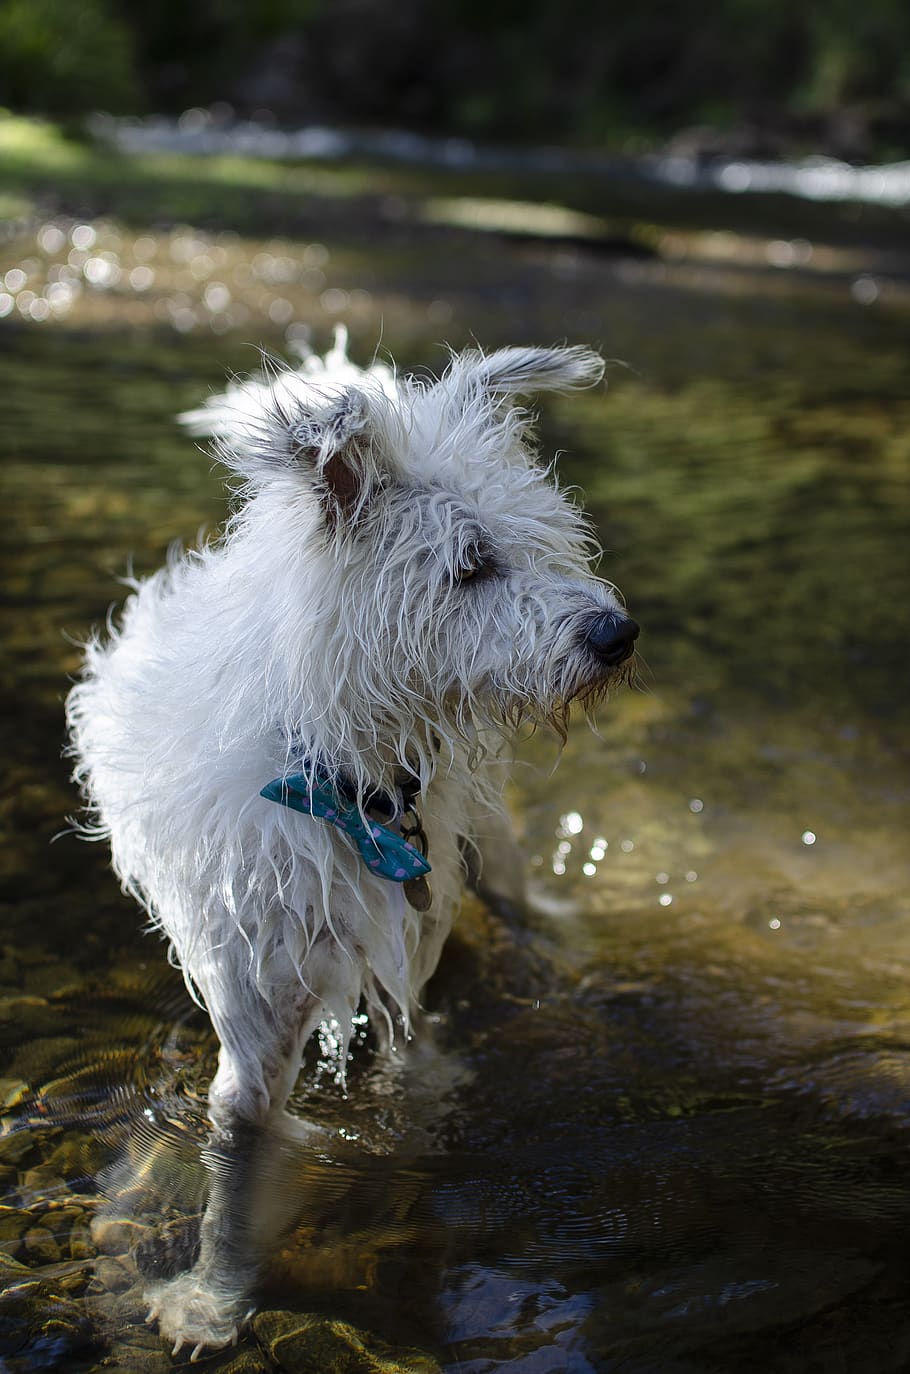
[67,331,637,1357]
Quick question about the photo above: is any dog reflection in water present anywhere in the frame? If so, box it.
[93,1050,437,1361]
[68,329,637,1355]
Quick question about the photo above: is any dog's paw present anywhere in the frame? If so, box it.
[145,1271,252,1362]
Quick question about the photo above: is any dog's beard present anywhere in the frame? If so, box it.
[480,652,636,745]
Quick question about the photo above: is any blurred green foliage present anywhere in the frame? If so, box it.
[0,0,137,116]
[0,0,907,151]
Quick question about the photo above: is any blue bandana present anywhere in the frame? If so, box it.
[260,765,431,884]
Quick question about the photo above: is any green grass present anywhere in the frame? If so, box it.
[0,115,411,234]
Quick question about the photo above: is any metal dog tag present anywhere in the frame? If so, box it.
[403,875,432,911]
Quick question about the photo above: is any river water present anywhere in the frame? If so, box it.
[1,153,909,1373]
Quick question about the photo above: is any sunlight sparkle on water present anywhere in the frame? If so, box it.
[83,256,120,287]
[802,830,817,845]
[659,893,673,906]
[560,811,584,835]
[689,798,704,813]
[37,223,66,255]
[315,1016,348,1087]
[270,297,295,323]
[71,224,97,251]
[203,282,231,313]
[1,216,370,337]
[130,266,154,291]
[769,917,782,930]
[321,288,349,313]
[582,862,597,876]
[45,280,78,312]
[852,276,880,305]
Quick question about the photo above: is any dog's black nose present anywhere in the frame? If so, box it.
[586,613,639,666]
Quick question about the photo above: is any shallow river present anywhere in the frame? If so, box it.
[1,174,909,1373]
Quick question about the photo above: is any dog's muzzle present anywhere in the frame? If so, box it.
[585,612,640,667]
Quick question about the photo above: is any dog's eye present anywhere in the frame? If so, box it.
[456,543,497,585]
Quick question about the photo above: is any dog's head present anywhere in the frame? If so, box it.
[186,342,637,763]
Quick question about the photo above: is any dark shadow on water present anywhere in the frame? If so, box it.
[6,932,910,1371]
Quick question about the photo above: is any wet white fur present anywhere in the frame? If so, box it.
[67,329,624,1132]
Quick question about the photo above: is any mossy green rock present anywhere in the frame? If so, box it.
[206,1348,273,1373]
[252,1309,441,1373]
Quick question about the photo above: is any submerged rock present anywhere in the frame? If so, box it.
[23,1225,62,1264]
[90,1213,152,1257]
[0,1204,27,1257]
[252,1307,441,1373]
[206,1349,273,1373]
[0,1126,36,1167]
[93,1252,139,1294]
[0,1079,28,1110]
[0,1252,94,1363]
[133,1212,201,1279]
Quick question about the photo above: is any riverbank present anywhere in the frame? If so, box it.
[1,114,908,349]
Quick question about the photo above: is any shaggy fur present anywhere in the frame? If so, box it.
[66,328,636,1356]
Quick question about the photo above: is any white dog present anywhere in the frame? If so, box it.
[67,330,637,1356]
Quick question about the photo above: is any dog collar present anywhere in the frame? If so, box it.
[260,760,431,885]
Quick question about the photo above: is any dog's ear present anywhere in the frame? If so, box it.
[274,388,378,524]
[447,345,605,401]
[474,346,605,396]
[185,383,380,525]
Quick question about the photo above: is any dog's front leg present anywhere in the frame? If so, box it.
[144,1118,263,1359]
[146,1113,318,1360]
[147,970,326,1359]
